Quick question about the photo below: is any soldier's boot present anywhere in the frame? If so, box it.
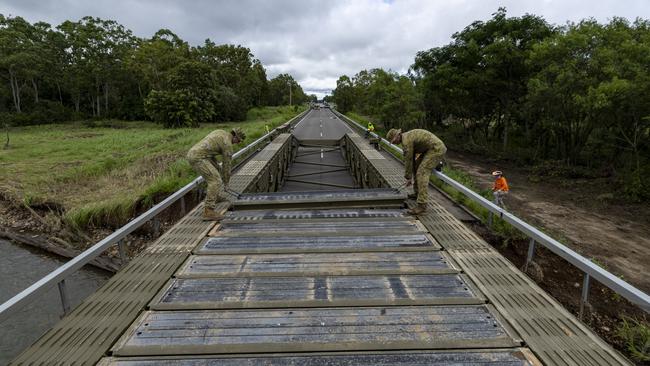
[202,207,224,221]
[407,203,427,216]
[407,193,417,200]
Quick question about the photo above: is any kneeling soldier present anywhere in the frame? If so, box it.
[187,128,246,221]
[386,128,447,215]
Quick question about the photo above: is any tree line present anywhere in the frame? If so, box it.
[0,15,311,128]
[332,9,650,200]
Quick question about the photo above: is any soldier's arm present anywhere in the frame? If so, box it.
[403,137,414,180]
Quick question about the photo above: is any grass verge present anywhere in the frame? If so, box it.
[0,105,305,230]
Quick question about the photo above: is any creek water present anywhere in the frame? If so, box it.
[0,240,110,365]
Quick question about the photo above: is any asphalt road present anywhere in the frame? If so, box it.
[292,108,355,141]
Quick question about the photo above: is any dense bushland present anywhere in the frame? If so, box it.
[0,15,311,128]
[332,9,650,200]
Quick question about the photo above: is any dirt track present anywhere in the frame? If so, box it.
[446,150,650,294]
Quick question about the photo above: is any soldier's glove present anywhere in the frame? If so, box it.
[435,161,444,172]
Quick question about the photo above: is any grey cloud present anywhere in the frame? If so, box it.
[2,0,650,98]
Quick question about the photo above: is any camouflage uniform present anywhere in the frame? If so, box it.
[187,130,232,209]
[402,129,447,205]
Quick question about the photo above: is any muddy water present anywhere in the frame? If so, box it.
[0,240,110,365]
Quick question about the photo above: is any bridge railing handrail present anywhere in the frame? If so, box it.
[0,109,310,324]
[334,110,650,313]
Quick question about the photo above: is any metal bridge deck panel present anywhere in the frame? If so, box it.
[177,252,458,278]
[149,274,484,310]
[451,248,632,366]
[215,219,423,236]
[223,208,407,221]
[99,349,541,365]
[112,305,520,356]
[197,233,440,254]
[234,188,406,209]
[237,188,401,201]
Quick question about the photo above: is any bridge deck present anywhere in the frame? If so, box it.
[12,108,630,366]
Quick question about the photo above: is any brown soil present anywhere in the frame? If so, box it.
[445,150,650,364]
[447,150,650,294]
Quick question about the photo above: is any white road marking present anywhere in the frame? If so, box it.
[320,149,324,159]
[293,109,312,129]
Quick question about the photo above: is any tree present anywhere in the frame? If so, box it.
[0,14,310,125]
[267,74,307,106]
[332,75,354,113]
[144,61,217,127]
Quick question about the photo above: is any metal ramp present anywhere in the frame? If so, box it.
[102,190,539,365]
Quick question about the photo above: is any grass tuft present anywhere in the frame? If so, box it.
[617,317,650,362]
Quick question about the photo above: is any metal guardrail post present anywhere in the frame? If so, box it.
[118,240,128,263]
[152,217,161,237]
[57,279,70,316]
[179,196,186,216]
[524,238,536,272]
[580,273,591,320]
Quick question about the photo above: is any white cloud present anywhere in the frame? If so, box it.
[2,0,649,98]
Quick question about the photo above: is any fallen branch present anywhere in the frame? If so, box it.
[0,229,119,273]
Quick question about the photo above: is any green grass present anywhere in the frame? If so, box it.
[617,317,650,362]
[0,105,305,230]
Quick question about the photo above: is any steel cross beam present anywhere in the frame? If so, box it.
[284,178,356,189]
[295,147,341,158]
[287,168,349,178]
[292,161,348,168]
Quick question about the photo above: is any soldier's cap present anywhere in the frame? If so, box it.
[492,170,503,176]
[386,128,402,142]
[231,127,246,141]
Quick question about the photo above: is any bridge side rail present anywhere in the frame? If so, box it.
[334,109,650,314]
[0,109,310,324]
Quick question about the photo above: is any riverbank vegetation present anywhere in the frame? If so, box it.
[0,13,313,240]
[0,106,301,232]
[332,8,650,201]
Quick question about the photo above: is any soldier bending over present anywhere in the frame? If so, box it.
[187,128,246,221]
[387,128,446,215]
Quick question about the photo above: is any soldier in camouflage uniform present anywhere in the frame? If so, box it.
[187,128,246,220]
[386,128,446,215]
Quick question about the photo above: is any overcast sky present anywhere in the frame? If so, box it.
[2,0,649,97]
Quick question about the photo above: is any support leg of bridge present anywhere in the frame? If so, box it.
[152,218,161,238]
[179,196,186,216]
[524,238,535,272]
[57,279,70,316]
[579,273,591,320]
[118,240,128,264]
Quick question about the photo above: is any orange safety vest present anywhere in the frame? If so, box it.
[493,177,509,192]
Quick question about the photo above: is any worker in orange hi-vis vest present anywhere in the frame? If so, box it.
[492,170,509,208]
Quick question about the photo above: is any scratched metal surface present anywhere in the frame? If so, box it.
[177,252,458,278]
[99,349,540,366]
[197,233,440,254]
[112,305,519,356]
[150,274,484,310]
[223,208,407,221]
